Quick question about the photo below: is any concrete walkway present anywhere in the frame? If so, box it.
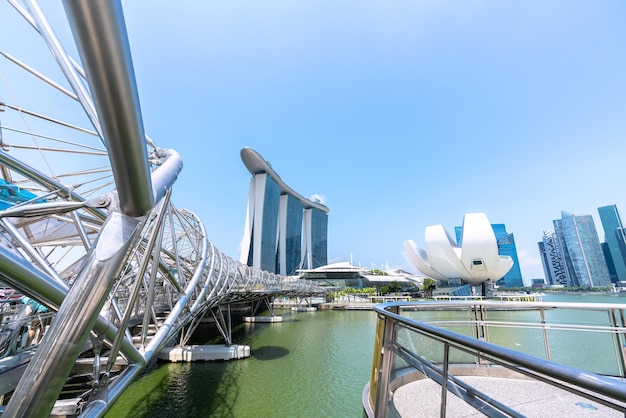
[392,376,625,417]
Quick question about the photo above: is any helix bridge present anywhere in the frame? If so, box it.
[0,1,327,416]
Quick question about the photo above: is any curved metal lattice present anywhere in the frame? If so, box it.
[0,1,326,416]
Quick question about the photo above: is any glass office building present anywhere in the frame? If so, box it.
[598,204,626,284]
[454,223,523,288]
[553,211,611,288]
[538,230,570,286]
[279,194,304,276]
[491,224,523,288]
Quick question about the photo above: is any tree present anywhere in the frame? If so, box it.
[423,278,436,299]
[388,280,403,294]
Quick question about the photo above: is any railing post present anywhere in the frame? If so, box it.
[540,306,551,361]
[480,304,489,342]
[440,343,450,418]
[619,308,626,378]
[374,305,398,418]
[227,304,232,346]
[610,308,626,378]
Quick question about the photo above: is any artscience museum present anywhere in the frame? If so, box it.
[404,213,514,287]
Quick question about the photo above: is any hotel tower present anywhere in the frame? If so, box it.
[239,148,329,275]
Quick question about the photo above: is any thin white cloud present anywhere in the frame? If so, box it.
[310,194,326,205]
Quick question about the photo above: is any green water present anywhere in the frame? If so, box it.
[106,309,377,418]
[105,293,626,417]
[401,292,626,375]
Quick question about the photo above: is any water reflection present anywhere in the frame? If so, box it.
[106,310,376,418]
[252,345,290,360]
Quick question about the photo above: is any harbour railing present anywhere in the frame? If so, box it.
[365,300,626,417]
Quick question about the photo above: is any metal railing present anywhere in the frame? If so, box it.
[365,300,626,417]
[0,304,54,359]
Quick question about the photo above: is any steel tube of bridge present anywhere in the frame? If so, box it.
[0,51,78,101]
[62,0,154,217]
[151,149,183,214]
[4,213,145,418]
[144,213,209,359]
[0,218,65,286]
[0,151,104,220]
[21,0,104,140]
[0,245,144,366]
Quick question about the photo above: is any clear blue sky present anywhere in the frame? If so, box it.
[2,1,626,283]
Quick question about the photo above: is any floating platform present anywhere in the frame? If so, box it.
[291,307,317,312]
[158,344,250,362]
[344,304,374,310]
[243,316,283,323]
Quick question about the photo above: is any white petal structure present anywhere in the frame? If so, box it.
[403,213,513,285]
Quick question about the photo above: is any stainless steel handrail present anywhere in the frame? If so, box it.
[366,301,626,417]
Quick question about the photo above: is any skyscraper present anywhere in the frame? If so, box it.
[601,242,618,283]
[597,204,626,284]
[454,222,523,288]
[278,194,304,276]
[553,211,611,288]
[537,241,550,284]
[302,207,328,270]
[538,230,570,286]
[239,148,329,275]
[491,224,524,288]
[242,172,281,273]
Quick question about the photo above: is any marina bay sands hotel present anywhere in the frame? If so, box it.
[239,148,329,276]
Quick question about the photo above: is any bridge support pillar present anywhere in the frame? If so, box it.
[243,316,283,323]
[157,344,250,362]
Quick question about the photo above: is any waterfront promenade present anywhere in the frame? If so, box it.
[273,294,416,311]
[272,292,544,311]
[393,376,625,417]
[365,295,626,417]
